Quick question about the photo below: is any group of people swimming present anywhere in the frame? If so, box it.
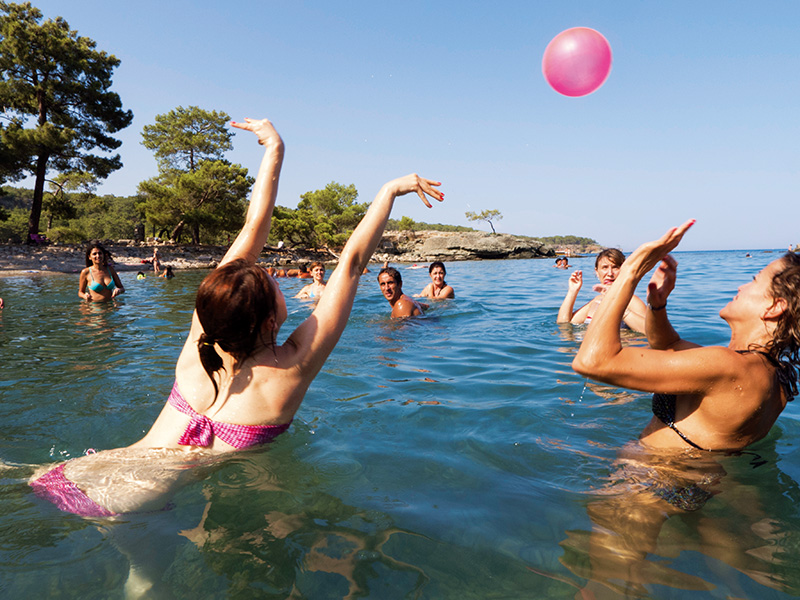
[27,117,800,537]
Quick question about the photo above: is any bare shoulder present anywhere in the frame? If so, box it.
[418,283,433,298]
[392,295,419,317]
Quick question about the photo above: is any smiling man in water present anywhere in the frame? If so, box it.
[378,267,426,317]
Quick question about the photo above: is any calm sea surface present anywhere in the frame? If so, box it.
[2,250,800,599]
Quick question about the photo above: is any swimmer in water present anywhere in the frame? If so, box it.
[30,117,444,519]
[379,267,427,317]
[557,248,646,332]
[416,261,454,299]
[78,243,125,302]
[573,220,800,452]
[295,261,326,299]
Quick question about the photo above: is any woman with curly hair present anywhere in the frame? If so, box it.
[574,220,800,452]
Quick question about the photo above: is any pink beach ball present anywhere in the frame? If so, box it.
[542,27,612,97]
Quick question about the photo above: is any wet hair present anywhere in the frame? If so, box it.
[85,243,110,267]
[378,267,402,287]
[298,264,308,273]
[595,248,625,270]
[429,261,446,275]
[764,252,800,400]
[309,261,324,272]
[195,258,277,402]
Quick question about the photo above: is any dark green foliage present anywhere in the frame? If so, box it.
[138,106,251,244]
[269,182,368,249]
[535,235,598,246]
[0,2,133,237]
[141,106,232,172]
[0,185,144,243]
[0,185,31,210]
[385,218,474,232]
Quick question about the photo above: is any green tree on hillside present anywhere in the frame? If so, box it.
[43,171,98,229]
[138,106,252,243]
[398,216,416,231]
[141,106,233,172]
[0,2,133,240]
[465,209,503,234]
[269,182,368,249]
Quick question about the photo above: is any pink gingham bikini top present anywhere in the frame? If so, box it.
[167,381,291,449]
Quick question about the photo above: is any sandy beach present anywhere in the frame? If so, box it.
[0,243,238,275]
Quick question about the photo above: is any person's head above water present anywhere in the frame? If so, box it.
[428,261,446,276]
[720,252,800,397]
[594,248,625,286]
[85,243,110,267]
[378,267,403,303]
[195,258,284,400]
[309,261,325,281]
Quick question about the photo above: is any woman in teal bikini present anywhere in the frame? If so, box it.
[78,244,125,302]
[295,261,326,299]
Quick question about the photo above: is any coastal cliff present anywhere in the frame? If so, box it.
[376,231,555,262]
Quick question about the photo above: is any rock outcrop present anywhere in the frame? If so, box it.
[375,231,555,262]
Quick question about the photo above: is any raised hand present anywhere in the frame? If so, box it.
[568,270,583,293]
[647,255,677,308]
[386,174,443,208]
[625,219,695,281]
[231,117,283,148]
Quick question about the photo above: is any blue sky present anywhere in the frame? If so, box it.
[20,0,800,251]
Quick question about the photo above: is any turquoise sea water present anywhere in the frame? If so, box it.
[2,250,800,599]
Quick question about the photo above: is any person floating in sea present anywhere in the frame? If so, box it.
[416,261,454,299]
[378,267,427,317]
[286,264,313,278]
[159,266,175,279]
[78,243,125,302]
[295,261,326,299]
[30,116,444,520]
[557,248,646,332]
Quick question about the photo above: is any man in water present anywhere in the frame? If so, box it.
[378,267,426,317]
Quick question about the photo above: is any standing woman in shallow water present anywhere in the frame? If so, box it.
[416,261,454,299]
[78,243,125,302]
[30,116,444,517]
[572,220,800,452]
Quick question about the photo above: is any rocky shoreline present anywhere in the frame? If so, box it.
[0,231,580,275]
